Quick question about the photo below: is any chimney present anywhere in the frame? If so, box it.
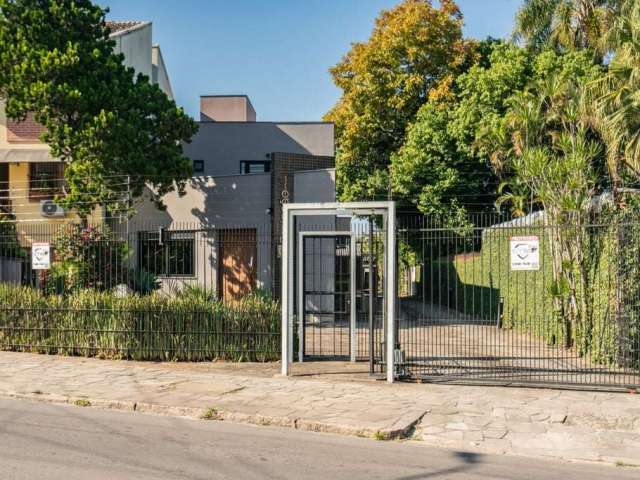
[199,95,256,122]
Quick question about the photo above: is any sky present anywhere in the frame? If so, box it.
[100,0,523,121]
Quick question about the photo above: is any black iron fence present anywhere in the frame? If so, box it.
[0,221,280,361]
[395,212,640,389]
[1,211,639,391]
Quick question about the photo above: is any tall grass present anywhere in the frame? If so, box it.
[0,284,280,362]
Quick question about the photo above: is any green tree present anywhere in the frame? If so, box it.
[591,0,640,188]
[486,51,606,349]
[391,42,531,217]
[513,0,619,61]
[325,0,469,201]
[0,0,198,219]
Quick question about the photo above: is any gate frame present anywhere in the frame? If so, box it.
[298,231,356,363]
[281,201,396,383]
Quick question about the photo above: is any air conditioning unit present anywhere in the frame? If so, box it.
[40,200,65,218]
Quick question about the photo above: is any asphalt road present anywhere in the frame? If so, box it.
[0,397,637,480]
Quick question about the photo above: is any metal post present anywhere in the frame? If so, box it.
[297,232,304,362]
[368,216,375,374]
[350,233,357,363]
[386,202,396,383]
[281,205,290,376]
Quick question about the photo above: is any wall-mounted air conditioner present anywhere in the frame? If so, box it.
[40,200,65,217]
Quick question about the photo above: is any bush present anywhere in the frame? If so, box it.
[0,284,280,362]
[49,224,128,292]
[424,222,622,366]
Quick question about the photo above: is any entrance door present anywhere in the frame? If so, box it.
[300,235,354,360]
[219,229,256,302]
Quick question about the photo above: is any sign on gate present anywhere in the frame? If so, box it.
[31,242,51,270]
[510,236,540,271]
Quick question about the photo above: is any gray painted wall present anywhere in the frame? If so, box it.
[111,23,153,80]
[127,173,272,294]
[185,122,334,176]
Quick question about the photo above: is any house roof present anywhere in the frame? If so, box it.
[105,21,149,36]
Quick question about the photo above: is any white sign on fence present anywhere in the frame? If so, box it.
[510,236,540,271]
[31,242,51,270]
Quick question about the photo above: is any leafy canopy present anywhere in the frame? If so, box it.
[325,0,470,201]
[390,42,532,217]
[0,0,198,217]
[513,0,620,61]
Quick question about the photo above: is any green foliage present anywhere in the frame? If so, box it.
[591,0,640,183]
[0,284,281,362]
[325,0,470,201]
[49,224,128,292]
[426,221,620,366]
[127,269,160,295]
[513,0,619,61]
[0,0,198,217]
[391,42,531,216]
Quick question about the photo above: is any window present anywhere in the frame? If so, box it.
[240,160,270,174]
[193,159,204,174]
[29,162,65,200]
[137,230,195,277]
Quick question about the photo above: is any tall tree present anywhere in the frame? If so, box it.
[391,42,531,217]
[592,0,640,187]
[325,0,469,201]
[0,0,198,219]
[513,0,620,61]
[485,51,606,349]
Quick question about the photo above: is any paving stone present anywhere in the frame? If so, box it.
[0,351,639,466]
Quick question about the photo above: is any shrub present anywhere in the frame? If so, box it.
[49,224,128,292]
[0,284,280,362]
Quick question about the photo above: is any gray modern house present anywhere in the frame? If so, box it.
[129,95,336,300]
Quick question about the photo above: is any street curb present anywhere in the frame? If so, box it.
[0,390,424,441]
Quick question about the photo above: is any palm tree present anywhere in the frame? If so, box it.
[592,0,640,188]
[513,0,620,61]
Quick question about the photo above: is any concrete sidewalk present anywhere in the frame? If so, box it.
[0,352,638,466]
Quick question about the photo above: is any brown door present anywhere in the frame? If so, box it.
[219,229,257,302]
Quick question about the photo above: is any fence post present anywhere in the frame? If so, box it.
[386,201,396,383]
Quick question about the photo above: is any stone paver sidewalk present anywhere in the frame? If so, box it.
[0,352,638,466]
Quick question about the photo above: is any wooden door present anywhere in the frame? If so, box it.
[219,229,257,302]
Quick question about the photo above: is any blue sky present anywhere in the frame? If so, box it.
[101,0,522,121]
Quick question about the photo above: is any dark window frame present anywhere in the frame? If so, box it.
[137,230,196,278]
[29,162,65,201]
[193,159,205,174]
[240,160,271,175]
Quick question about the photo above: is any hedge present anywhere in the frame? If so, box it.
[423,223,624,366]
[0,284,280,362]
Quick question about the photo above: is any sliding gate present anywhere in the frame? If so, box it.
[394,213,640,390]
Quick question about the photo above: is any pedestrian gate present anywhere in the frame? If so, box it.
[281,202,397,382]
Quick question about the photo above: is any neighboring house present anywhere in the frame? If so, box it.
[0,21,337,299]
[0,21,173,236]
[128,95,336,299]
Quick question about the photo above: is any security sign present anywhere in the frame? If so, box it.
[32,242,51,270]
[510,236,540,271]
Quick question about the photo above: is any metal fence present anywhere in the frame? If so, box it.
[0,220,280,361]
[395,212,640,389]
[1,211,639,391]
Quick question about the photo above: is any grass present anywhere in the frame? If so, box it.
[73,399,91,407]
[0,284,281,362]
[200,407,219,420]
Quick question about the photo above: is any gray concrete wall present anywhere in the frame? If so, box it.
[200,96,256,122]
[185,122,334,176]
[294,168,337,232]
[125,173,272,295]
[112,23,153,80]
[152,46,174,99]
